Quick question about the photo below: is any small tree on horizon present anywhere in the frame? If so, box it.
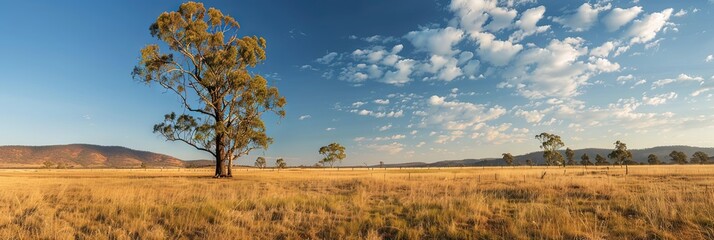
[647,154,660,165]
[595,154,609,165]
[535,132,565,167]
[319,143,346,168]
[275,158,286,169]
[669,151,688,164]
[43,161,54,169]
[580,153,592,166]
[502,153,514,166]
[691,151,709,164]
[254,157,267,169]
[608,140,633,166]
[565,148,576,165]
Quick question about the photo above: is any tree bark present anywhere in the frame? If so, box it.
[226,155,233,178]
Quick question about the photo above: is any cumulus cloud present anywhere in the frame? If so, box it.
[627,8,674,45]
[515,109,546,123]
[317,52,338,64]
[367,142,404,154]
[503,37,619,99]
[706,55,713,62]
[590,41,617,57]
[425,95,506,130]
[471,32,523,66]
[374,99,390,105]
[378,124,393,131]
[553,3,612,32]
[642,92,677,106]
[509,6,550,42]
[602,6,643,31]
[298,115,311,120]
[405,27,464,56]
[652,73,704,88]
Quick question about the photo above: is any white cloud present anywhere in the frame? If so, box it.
[553,3,611,32]
[378,124,393,131]
[367,142,404,155]
[354,109,404,118]
[642,92,677,106]
[425,95,506,130]
[325,127,335,131]
[652,73,704,88]
[627,8,674,45]
[405,27,464,56]
[382,59,416,85]
[510,6,550,42]
[515,109,546,123]
[706,55,713,62]
[590,41,617,58]
[673,9,687,17]
[298,115,311,120]
[317,52,338,64]
[352,101,366,107]
[503,37,619,99]
[374,99,390,105]
[602,6,643,32]
[616,74,634,82]
[472,32,523,66]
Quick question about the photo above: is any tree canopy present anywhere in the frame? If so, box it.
[608,140,633,165]
[319,143,346,168]
[133,2,286,178]
[535,133,565,166]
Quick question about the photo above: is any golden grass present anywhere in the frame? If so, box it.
[1,165,713,239]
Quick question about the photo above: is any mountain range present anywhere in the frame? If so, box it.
[0,144,712,168]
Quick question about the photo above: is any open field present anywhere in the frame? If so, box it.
[1,166,713,239]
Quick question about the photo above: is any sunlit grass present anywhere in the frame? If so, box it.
[1,165,713,239]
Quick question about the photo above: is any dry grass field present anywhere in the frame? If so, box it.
[1,165,713,239]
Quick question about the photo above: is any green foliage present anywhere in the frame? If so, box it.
[647,154,660,165]
[525,159,533,166]
[595,154,609,165]
[608,140,633,165]
[318,143,346,168]
[501,153,514,166]
[275,158,286,169]
[690,151,709,164]
[535,132,565,166]
[133,2,286,177]
[669,151,688,164]
[565,148,576,165]
[254,157,266,169]
[580,153,592,166]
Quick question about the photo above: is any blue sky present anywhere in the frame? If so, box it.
[1,0,713,166]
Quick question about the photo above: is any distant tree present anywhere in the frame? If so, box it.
[56,162,67,169]
[133,2,287,178]
[647,154,660,165]
[140,162,147,169]
[565,148,576,165]
[254,157,267,169]
[691,151,709,164]
[502,153,514,166]
[275,158,286,169]
[319,143,346,168]
[669,151,688,164]
[43,161,54,169]
[379,161,384,168]
[580,153,592,166]
[525,159,533,167]
[535,132,565,167]
[595,154,609,165]
[608,141,634,165]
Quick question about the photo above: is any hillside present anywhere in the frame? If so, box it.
[0,144,184,168]
[378,145,714,168]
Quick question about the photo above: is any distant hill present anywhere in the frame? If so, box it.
[0,144,184,168]
[376,145,714,168]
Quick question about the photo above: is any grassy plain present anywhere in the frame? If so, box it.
[1,165,713,239]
